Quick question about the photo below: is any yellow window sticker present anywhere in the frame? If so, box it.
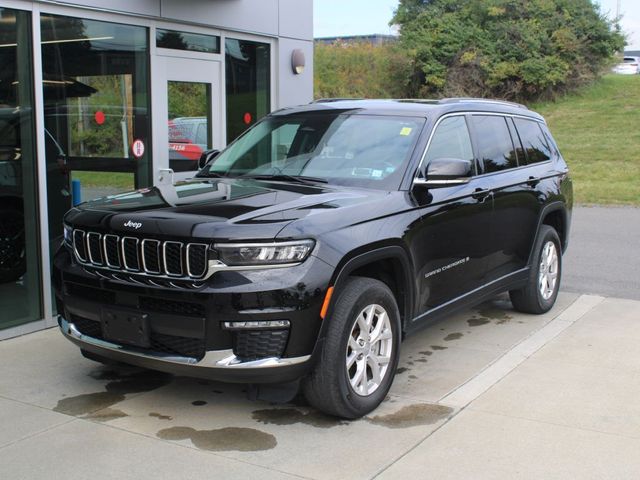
[400,127,412,136]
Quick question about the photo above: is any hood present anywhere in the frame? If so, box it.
[63,178,392,242]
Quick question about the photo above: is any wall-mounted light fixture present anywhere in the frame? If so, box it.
[291,49,305,75]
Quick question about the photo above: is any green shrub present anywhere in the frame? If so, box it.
[392,0,625,101]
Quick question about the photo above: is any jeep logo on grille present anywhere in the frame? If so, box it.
[123,220,143,229]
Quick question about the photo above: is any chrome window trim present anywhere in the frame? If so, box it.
[163,241,183,277]
[121,237,140,272]
[141,239,162,274]
[186,243,208,278]
[103,234,121,268]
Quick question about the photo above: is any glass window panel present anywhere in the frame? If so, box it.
[167,81,211,172]
[471,116,518,173]
[156,29,220,54]
[513,118,552,165]
[0,7,42,330]
[225,38,270,143]
[425,116,474,165]
[40,14,150,263]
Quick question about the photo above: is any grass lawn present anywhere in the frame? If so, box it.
[531,75,640,205]
[72,171,135,191]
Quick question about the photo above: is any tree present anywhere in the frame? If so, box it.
[392,0,625,101]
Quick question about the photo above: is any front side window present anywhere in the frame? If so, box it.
[424,116,474,166]
[201,114,425,190]
[471,115,518,173]
[513,118,552,164]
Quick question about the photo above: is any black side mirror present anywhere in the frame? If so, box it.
[414,158,472,188]
[198,149,221,170]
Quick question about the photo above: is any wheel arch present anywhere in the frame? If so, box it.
[528,202,569,265]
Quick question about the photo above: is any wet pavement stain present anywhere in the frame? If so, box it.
[396,367,409,374]
[419,351,433,356]
[85,408,128,422]
[252,407,347,429]
[54,392,125,416]
[408,375,418,380]
[54,367,173,417]
[149,412,173,421]
[192,400,207,406]
[478,307,513,324]
[157,426,276,452]
[444,333,463,341]
[430,345,448,350]
[467,318,491,327]
[414,358,428,363]
[366,403,453,429]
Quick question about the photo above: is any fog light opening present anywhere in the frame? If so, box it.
[223,320,290,330]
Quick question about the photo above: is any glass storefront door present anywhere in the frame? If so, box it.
[0,8,42,330]
[40,14,151,254]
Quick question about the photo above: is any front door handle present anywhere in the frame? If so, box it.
[472,188,491,201]
[526,176,540,188]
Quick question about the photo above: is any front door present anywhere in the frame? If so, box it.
[154,55,221,180]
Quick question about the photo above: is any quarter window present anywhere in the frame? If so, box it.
[471,116,518,173]
[424,116,474,166]
[513,118,552,164]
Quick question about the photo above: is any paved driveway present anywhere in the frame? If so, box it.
[2,292,639,479]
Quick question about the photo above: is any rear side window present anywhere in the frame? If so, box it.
[425,116,474,165]
[470,115,518,173]
[513,118,552,164]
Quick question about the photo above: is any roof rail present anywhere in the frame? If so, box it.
[311,98,364,103]
[438,97,529,110]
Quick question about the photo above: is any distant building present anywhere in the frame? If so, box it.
[315,34,398,45]
[624,50,640,57]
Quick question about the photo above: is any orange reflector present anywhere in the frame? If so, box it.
[320,286,334,319]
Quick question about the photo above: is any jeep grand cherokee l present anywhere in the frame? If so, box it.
[54,99,572,418]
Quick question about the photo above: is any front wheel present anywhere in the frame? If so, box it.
[303,277,401,419]
[510,225,562,314]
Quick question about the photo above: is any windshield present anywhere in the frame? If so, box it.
[200,113,425,190]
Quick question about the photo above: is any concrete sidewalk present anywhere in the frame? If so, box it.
[0,293,638,479]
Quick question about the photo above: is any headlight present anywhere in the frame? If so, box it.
[63,224,72,246]
[214,240,315,266]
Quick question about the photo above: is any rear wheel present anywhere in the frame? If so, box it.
[510,225,562,314]
[303,277,401,419]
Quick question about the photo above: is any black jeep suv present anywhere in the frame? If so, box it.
[53,99,572,418]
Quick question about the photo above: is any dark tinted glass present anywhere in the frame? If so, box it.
[156,29,220,54]
[225,38,270,143]
[425,116,474,165]
[513,118,552,164]
[471,116,518,173]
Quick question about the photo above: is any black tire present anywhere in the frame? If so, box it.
[509,225,562,314]
[0,205,26,284]
[303,277,401,419]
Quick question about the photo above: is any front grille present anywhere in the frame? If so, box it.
[139,296,206,317]
[71,230,210,280]
[233,329,289,360]
[69,313,205,360]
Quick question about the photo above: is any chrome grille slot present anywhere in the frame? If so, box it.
[164,241,183,276]
[73,230,87,262]
[71,229,210,281]
[142,239,161,274]
[121,237,140,271]
[103,235,121,268]
[87,232,103,265]
[187,243,208,278]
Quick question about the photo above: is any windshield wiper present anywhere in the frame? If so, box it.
[195,171,225,178]
[243,174,328,185]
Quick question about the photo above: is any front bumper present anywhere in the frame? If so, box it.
[53,246,334,383]
[59,316,311,383]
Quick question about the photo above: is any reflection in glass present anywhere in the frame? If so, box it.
[225,38,270,143]
[167,81,211,172]
[40,14,150,255]
[0,8,42,330]
[156,29,220,54]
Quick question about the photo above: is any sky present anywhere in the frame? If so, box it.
[313,0,640,50]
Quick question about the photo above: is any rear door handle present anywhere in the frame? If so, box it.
[472,188,491,201]
[526,176,540,188]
